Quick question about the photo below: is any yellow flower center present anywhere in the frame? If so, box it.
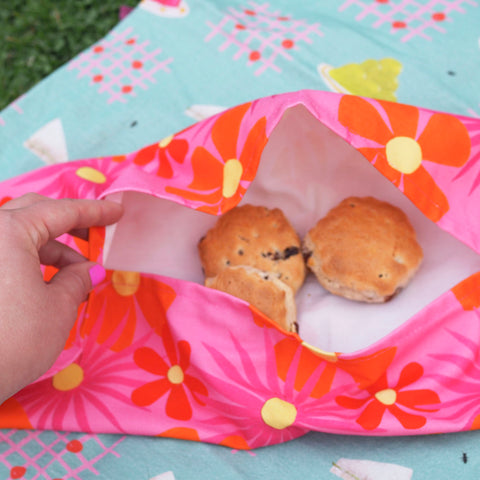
[261,397,297,430]
[167,365,185,385]
[301,341,338,363]
[374,388,397,405]
[111,270,141,296]
[159,135,173,148]
[386,136,422,174]
[75,166,107,184]
[52,363,84,391]
[222,158,243,198]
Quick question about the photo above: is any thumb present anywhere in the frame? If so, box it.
[48,262,106,306]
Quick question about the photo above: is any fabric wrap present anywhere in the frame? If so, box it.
[1,90,480,449]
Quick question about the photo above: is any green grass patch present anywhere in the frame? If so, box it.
[0,0,135,110]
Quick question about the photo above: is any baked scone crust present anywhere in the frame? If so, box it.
[199,204,306,293]
[205,265,297,332]
[303,196,423,303]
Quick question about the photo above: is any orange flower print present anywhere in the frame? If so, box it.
[131,322,208,421]
[44,234,93,350]
[275,336,397,398]
[0,398,33,429]
[336,362,440,430]
[83,271,176,352]
[165,102,268,214]
[133,134,188,178]
[159,427,201,443]
[338,96,471,222]
[0,196,12,207]
[452,272,480,311]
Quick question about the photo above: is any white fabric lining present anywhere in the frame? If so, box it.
[103,105,480,353]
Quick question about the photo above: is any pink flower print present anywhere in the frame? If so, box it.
[428,328,480,430]
[8,156,128,200]
[14,321,145,433]
[198,329,352,448]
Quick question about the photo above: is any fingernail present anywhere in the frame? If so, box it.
[89,264,106,288]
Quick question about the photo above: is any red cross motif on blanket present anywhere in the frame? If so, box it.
[205,2,323,75]
[0,430,124,479]
[68,27,173,103]
[340,0,477,42]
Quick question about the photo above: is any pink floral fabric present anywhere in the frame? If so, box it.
[1,91,480,449]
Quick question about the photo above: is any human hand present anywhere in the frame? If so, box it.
[0,193,123,403]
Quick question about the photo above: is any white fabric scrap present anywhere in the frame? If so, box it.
[149,471,176,480]
[330,458,413,480]
[23,118,69,165]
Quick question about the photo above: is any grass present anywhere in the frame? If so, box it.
[0,0,136,110]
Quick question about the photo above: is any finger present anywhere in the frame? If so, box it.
[39,240,87,269]
[1,194,98,241]
[0,192,48,210]
[15,198,123,248]
[48,261,106,307]
[68,228,89,241]
[46,262,106,352]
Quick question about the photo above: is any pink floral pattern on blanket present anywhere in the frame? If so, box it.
[1,91,480,448]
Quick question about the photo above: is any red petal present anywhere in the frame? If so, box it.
[340,346,397,390]
[160,323,178,366]
[219,189,246,214]
[196,204,222,215]
[356,400,386,430]
[131,379,170,407]
[212,102,251,161]
[137,277,176,335]
[95,296,135,349]
[336,395,370,409]
[110,308,137,352]
[368,371,390,395]
[165,185,223,204]
[177,340,191,371]
[239,116,268,181]
[372,151,402,187]
[310,364,337,399]
[168,138,188,164]
[397,389,440,408]
[388,404,426,429]
[188,146,223,191]
[358,147,383,162]
[166,385,192,420]
[134,144,158,166]
[452,272,480,311]
[134,347,169,375]
[418,113,471,167]
[157,150,173,178]
[338,96,393,145]
[381,100,419,138]
[403,167,449,222]
[185,374,209,398]
[396,362,424,390]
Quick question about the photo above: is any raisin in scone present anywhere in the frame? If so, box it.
[303,196,423,303]
[205,266,297,332]
[199,204,306,293]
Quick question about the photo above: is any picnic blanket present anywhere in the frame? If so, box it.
[1,1,480,478]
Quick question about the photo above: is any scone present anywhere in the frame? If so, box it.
[205,266,297,332]
[199,204,306,293]
[303,196,423,303]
